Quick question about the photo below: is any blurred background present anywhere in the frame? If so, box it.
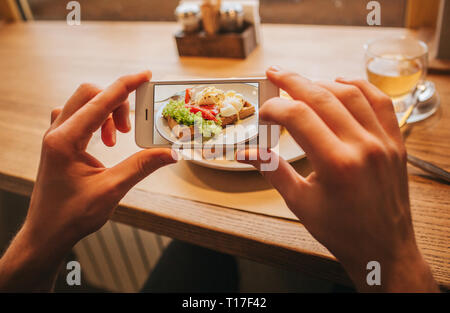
[27,0,407,26]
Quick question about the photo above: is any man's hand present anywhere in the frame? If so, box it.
[0,71,176,291]
[238,67,438,292]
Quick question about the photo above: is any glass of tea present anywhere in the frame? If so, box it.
[365,36,428,115]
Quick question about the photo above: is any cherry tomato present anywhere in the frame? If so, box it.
[200,105,218,115]
[185,88,191,104]
[185,105,218,122]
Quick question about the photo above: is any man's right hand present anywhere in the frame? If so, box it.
[238,67,438,292]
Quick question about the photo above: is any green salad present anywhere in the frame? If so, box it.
[162,100,222,137]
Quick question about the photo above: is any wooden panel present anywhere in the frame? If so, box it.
[27,0,179,22]
[406,0,441,29]
[27,0,407,26]
[260,0,407,27]
[435,0,450,60]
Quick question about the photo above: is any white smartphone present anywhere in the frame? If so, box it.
[135,77,279,149]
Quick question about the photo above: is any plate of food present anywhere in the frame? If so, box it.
[155,83,259,146]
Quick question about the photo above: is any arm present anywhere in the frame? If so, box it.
[238,67,439,292]
[0,223,70,291]
[0,71,177,292]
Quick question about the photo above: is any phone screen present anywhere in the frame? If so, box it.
[153,82,259,146]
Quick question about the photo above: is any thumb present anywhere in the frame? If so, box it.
[236,148,306,206]
[106,148,178,192]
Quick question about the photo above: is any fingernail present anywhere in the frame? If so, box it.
[141,70,152,80]
[268,65,281,72]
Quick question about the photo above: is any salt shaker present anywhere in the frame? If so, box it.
[175,3,201,33]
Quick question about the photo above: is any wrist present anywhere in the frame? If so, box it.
[20,217,78,261]
[377,248,439,292]
[343,245,438,292]
[0,221,73,291]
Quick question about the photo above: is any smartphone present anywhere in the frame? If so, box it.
[135,77,279,149]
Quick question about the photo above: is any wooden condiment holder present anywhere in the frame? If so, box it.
[174,23,257,59]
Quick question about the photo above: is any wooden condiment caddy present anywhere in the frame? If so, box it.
[175,23,257,59]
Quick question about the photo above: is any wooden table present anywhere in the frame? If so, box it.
[0,21,448,288]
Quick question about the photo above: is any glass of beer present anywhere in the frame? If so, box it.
[365,36,428,114]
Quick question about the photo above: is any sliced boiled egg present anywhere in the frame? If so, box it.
[220,103,238,117]
[223,92,244,112]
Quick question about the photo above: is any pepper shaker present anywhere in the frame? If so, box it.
[220,2,244,32]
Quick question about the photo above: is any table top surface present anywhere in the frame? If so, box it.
[0,21,448,287]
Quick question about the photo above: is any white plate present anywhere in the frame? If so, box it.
[180,130,306,171]
[155,83,259,146]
